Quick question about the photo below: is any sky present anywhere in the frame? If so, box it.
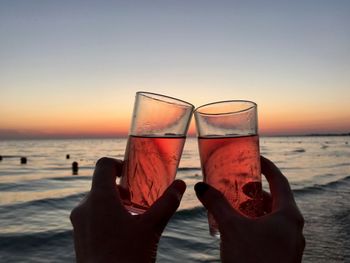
[1,0,350,139]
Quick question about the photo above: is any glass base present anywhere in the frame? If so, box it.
[123,202,148,215]
[209,226,221,238]
[208,212,220,238]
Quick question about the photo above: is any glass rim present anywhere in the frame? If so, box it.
[194,100,257,116]
[137,91,195,109]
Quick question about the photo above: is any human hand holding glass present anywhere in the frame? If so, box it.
[195,156,305,263]
[119,92,194,214]
[194,100,262,236]
[70,157,186,263]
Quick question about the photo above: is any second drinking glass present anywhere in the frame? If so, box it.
[119,92,194,214]
[194,100,263,237]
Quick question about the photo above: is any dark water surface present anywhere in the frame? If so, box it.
[0,137,349,262]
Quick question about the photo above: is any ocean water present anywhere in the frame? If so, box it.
[0,136,349,262]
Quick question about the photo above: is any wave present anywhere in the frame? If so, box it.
[173,206,206,221]
[293,175,350,196]
[44,165,95,170]
[48,175,92,181]
[3,174,349,214]
[0,192,87,212]
[283,148,306,155]
[292,148,306,153]
[0,155,24,158]
[0,170,35,176]
[0,176,92,191]
[279,166,304,170]
[178,167,201,171]
[0,230,73,250]
[0,207,205,239]
[0,208,206,248]
[321,162,350,169]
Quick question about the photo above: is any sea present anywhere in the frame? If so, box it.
[0,136,349,262]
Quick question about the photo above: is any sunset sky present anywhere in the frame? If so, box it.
[1,1,349,139]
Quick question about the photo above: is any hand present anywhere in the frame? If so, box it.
[70,157,186,263]
[195,156,305,263]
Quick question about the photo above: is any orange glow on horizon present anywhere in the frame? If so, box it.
[259,110,350,135]
[1,107,349,139]
[0,114,131,138]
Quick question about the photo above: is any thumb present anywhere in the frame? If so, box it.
[194,182,242,225]
[142,180,186,233]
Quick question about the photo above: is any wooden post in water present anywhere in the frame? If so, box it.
[72,161,78,175]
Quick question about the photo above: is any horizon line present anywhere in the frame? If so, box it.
[0,132,349,140]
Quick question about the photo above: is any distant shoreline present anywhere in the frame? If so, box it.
[0,133,349,141]
[303,133,350,137]
[272,132,350,137]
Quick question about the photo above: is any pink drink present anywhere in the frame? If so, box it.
[198,134,263,235]
[119,135,186,214]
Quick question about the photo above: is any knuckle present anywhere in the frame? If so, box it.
[295,214,305,228]
[287,206,304,226]
[96,157,112,167]
[280,174,289,184]
[166,191,181,208]
[273,209,291,220]
[219,214,236,227]
[301,235,306,249]
[90,188,114,201]
[211,188,227,204]
[281,208,305,228]
[69,206,81,224]
[70,200,89,225]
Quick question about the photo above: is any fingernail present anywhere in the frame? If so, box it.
[173,180,186,196]
[195,182,209,197]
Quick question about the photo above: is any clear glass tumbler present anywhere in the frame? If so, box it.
[194,100,263,237]
[119,92,194,214]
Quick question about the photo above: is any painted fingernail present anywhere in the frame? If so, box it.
[172,180,186,198]
[195,182,209,197]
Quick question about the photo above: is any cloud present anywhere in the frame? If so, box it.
[0,129,46,140]
[0,129,125,140]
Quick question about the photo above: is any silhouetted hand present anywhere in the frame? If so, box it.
[70,157,186,263]
[195,156,305,263]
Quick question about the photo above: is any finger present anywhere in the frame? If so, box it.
[241,182,272,215]
[262,191,272,214]
[194,182,242,225]
[91,157,123,192]
[242,181,263,199]
[142,180,186,232]
[239,199,265,217]
[261,156,296,211]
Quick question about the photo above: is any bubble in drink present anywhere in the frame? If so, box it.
[198,134,263,235]
[119,135,186,214]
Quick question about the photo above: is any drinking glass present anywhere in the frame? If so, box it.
[194,100,263,237]
[119,92,194,214]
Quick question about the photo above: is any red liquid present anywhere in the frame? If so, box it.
[198,135,262,235]
[119,135,186,214]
